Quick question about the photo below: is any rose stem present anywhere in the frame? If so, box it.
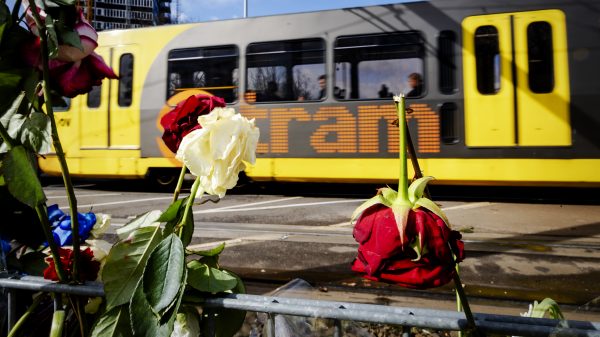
[30,4,81,282]
[177,176,201,237]
[394,95,409,202]
[7,294,44,337]
[453,272,481,336]
[0,123,67,281]
[172,165,187,203]
[49,310,65,337]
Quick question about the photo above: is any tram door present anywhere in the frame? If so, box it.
[80,47,111,149]
[462,10,571,147]
[80,45,138,150]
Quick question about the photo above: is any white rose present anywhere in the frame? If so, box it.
[176,107,259,198]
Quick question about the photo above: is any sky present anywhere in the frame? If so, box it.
[174,0,409,23]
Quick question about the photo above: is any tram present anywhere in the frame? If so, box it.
[39,0,600,186]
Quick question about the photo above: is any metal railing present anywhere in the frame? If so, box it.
[1,275,599,337]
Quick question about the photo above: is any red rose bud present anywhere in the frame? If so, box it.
[43,247,100,282]
[50,52,118,98]
[160,94,226,153]
[351,205,465,289]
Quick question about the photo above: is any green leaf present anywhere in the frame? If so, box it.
[143,234,185,316]
[47,0,77,5]
[530,298,565,320]
[413,197,451,227]
[57,27,82,50]
[115,210,162,240]
[201,271,246,337]
[0,71,22,91]
[3,146,45,208]
[187,242,225,257]
[0,91,26,153]
[90,305,133,337]
[0,2,9,44]
[45,14,58,58]
[157,198,186,223]
[161,197,194,247]
[187,260,238,294]
[102,225,162,309]
[20,112,51,154]
[408,176,434,204]
[130,266,187,337]
[391,203,411,245]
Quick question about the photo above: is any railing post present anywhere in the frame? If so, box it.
[266,313,275,337]
[333,319,342,337]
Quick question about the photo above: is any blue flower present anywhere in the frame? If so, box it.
[47,205,97,247]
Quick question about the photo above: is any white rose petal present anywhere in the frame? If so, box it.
[176,107,259,198]
[90,213,111,238]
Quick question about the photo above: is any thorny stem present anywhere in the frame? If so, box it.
[177,176,201,237]
[453,272,481,336]
[172,165,187,203]
[7,294,44,337]
[0,122,67,281]
[30,4,82,282]
[35,206,68,281]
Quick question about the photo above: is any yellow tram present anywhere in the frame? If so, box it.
[40,1,600,186]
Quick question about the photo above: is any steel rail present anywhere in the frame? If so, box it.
[1,276,598,337]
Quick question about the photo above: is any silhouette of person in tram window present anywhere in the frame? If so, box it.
[318,74,326,99]
[406,72,423,98]
[261,80,281,101]
[378,84,392,98]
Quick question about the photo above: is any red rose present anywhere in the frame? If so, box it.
[43,247,100,282]
[160,94,226,153]
[49,52,118,98]
[351,204,465,289]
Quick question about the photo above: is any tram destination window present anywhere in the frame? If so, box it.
[167,45,238,103]
[527,21,554,93]
[474,25,500,94]
[334,32,424,100]
[118,53,133,107]
[438,30,457,94]
[245,38,325,103]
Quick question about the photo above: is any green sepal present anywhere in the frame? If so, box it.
[351,193,388,224]
[390,202,411,246]
[408,176,434,204]
[413,197,451,228]
[409,234,428,261]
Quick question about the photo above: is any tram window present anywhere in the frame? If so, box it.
[440,102,459,144]
[474,25,500,95]
[87,85,101,108]
[527,21,554,93]
[118,53,133,107]
[438,30,457,94]
[167,45,238,103]
[246,38,325,102]
[334,32,425,100]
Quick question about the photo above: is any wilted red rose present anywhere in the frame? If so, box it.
[43,247,100,281]
[351,205,464,289]
[160,94,226,153]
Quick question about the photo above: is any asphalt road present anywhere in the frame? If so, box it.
[42,179,600,321]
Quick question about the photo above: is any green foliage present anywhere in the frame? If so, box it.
[187,260,238,294]
[90,306,133,337]
[142,234,185,316]
[44,14,59,58]
[0,2,10,43]
[529,298,565,320]
[115,210,162,240]
[187,242,225,257]
[102,225,162,309]
[130,264,187,337]
[200,271,247,337]
[2,145,46,208]
[161,197,194,246]
[0,91,51,154]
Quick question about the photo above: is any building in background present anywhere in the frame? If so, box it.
[85,0,172,31]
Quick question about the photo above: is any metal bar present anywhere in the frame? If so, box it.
[267,314,275,337]
[7,289,15,333]
[0,276,598,336]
